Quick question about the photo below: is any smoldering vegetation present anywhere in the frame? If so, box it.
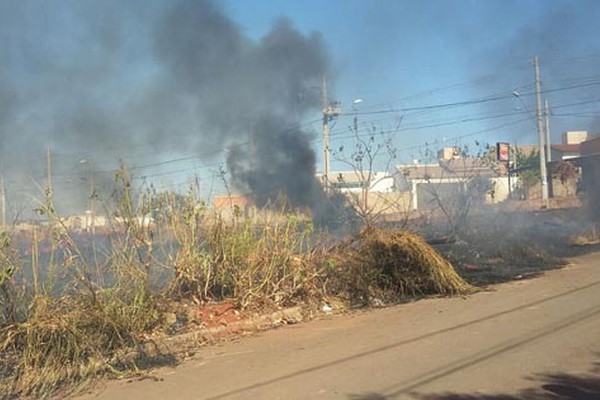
[407,199,600,286]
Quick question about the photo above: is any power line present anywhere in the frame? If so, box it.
[6,71,600,197]
[337,80,600,119]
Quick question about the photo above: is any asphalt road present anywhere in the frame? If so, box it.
[76,252,600,400]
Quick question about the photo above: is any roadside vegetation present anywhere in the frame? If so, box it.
[0,160,595,399]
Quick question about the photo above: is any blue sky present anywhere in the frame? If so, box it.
[226,0,600,163]
[1,0,600,212]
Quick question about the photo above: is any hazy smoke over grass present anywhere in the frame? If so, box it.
[0,0,331,217]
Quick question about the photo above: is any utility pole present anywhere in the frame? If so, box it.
[320,76,341,193]
[0,174,6,227]
[46,145,53,201]
[321,75,331,192]
[534,56,549,207]
[89,158,95,234]
[544,99,551,163]
[544,99,553,198]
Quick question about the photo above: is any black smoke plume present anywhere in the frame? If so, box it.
[153,0,329,211]
[0,0,347,226]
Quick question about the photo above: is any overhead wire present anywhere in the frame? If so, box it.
[5,64,600,196]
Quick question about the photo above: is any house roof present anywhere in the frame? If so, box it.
[552,143,581,153]
[581,136,600,156]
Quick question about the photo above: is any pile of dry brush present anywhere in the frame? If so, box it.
[328,227,473,305]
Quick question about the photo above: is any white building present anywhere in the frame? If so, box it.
[394,158,512,210]
[317,171,395,193]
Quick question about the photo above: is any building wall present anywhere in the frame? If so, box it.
[579,155,600,220]
[369,174,395,193]
[364,192,412,214]
[324,171,395,193]
[405,176,516,210]
[562,130,589,145]
[212,194,252,220]
[63,212,108,232]
[438,147,460,160]
[487,177,515,203]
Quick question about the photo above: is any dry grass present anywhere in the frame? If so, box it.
[0,291,162,399]
[569,227,600,247]
[330,228,474,305]
[168,212,325,310]
[0,169,487,398]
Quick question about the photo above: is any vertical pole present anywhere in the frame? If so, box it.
[411,181,418,210]
[534,56,549,207]
[507,145,512,199]
[545,99,554,198]
[249,123,255,175]
[544,99,551,163]
[83,158,95,233]
[90,158,95,234]
[0,174,6,227]
[508,166,512,199]
[46,145,53,203]
[321,75,330,192]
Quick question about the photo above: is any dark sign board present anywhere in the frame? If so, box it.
[497,142,510,162]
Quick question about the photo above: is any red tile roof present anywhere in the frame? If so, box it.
[551,144,581,153]
[581,136,600,156]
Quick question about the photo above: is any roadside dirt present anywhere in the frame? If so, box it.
[74,251,600,400]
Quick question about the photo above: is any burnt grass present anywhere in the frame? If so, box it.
[423,206,600,286]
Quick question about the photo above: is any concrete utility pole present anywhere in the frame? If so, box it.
[544,99,554,198]
[0,174,6,227]
[544,99,551,163]
[534,56,549,207]
[46,145,53,200]
[89,159,95,233]
[321,75,331,192]
[320,76,342,193]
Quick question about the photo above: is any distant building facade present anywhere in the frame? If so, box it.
[316,171,395,194]
[395,154,511,210]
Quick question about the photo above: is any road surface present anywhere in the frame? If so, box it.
[76,252,600,399]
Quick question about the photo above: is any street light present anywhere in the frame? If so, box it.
[512,91,537,128]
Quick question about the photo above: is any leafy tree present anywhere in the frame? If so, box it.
[514,148,540,199]
[555,160,579,196]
